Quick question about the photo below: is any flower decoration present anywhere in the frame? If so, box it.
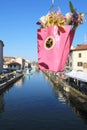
[36,1,85,30]
[65,1,85,30]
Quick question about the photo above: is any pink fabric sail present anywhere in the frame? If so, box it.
[37,25,75,72]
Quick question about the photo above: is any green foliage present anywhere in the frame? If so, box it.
[69,1,76,13]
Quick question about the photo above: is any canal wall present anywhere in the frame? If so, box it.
[0,73,23,92]
[43,71,87,113]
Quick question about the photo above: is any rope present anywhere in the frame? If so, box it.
[48,0,60,13]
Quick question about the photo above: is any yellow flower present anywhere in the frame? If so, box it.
[56,13,65,31]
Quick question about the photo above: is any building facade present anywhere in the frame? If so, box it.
[3,56,30,70]
[0,40,4,73]
[8,62,21,70]
[68,44,87,72]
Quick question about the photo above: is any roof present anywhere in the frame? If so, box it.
[65,70,87,83]
[72,44,87,51]
[7,62,21,66]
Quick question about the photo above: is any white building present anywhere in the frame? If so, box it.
[68,44,87,72]
[3,56,30,70]
[8,62,21,70]
[0,40,4,73]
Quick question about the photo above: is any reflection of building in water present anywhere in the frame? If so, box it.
[15,77,25,87]
[26,75,30,80]
[43,73,67,104]
[43,73,68,104]
[57,91,67,104]
[52,84,68,104]
[0,94,4,112]
[46,76,87,126]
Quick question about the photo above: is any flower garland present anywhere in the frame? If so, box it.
[36,1,85,31]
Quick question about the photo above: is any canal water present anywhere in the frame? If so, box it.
[0,71,87,130]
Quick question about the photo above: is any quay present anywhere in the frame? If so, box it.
[0,71,24,92]
[43,70,87,113]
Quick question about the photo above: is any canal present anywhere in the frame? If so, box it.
[0,71,87,130]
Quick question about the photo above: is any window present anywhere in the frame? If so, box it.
[70,62,72,67]
[78,53,81,58]
[83,63,87,68]
[77,62,83,66]
[10,65,12,67]
[14,65,16,68]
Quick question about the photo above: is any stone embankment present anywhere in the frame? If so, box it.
[0,71,23,92]
[43,71,87,113]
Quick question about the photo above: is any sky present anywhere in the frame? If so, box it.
[0,0,87,62]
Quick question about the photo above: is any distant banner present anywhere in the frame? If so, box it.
[37,25,75,72]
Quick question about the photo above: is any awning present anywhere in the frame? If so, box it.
[65,70,87,83]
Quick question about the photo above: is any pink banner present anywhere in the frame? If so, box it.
[37,25,74,72]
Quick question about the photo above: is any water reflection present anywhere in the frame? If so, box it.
[25,75,31,80]
[0,71,87,129]
[47,76,87,127]
[15,76,25,87]
[0,94,4,112]
[42,73,67,104]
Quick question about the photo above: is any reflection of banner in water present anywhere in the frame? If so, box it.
[37,25,75,72]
